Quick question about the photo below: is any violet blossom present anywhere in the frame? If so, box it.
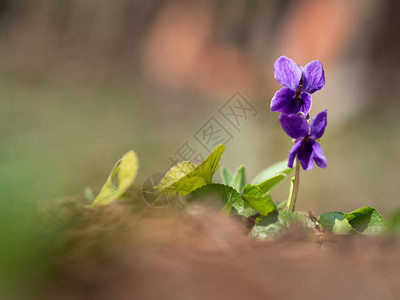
[271,56,325,115]
[279,110,328,171]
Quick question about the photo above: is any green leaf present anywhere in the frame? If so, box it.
[251,210,311,240]
[387,208,400,235]
[188,184,242,214]
[319,207,387,235]
[231,165,246,193]
[334,219,354,235]
[156,161,196,197]
[91,151,139,207]
[251,159,293,185]
[220,165,246,193]
[241,185,276,216]
[319,212,352,235]
[221,166,233,186]
[157,144,225,196]
[256,174,286,194]
[231,195,256,217]
[237,173,284,216]
[345,207,386,235]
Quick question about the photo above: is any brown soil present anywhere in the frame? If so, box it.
[41,200,400,300]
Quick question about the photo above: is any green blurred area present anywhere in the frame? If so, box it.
[1,69,399,212]
[0,72,185,202]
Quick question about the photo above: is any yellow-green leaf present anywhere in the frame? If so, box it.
[156,144,225,196]
[157,161,196,193]
[91,151,139,207]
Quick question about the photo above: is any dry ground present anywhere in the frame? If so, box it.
[39,199,400,300]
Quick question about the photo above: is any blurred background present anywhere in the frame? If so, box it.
[1,0,400,293]
[1,0,400,209]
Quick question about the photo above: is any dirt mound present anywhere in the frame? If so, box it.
[41,201,400,300]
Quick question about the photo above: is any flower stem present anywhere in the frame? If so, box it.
[287,157,300,212]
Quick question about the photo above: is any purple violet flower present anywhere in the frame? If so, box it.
[279,110,328,171]
[271,56,325,115]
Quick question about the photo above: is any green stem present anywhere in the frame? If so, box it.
[287,157,300,212]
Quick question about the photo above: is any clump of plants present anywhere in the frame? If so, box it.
[88,56,392,240]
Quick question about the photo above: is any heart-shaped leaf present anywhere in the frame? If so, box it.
[156,144,225,196]
[319,207,386,235]
[319,212,352,235]
[188,183,242,214]
[345,207,386,235]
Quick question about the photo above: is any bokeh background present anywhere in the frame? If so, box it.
[1,0,400,292]
[2,0,400,210]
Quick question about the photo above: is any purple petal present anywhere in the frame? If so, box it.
[298,139,314,171]
[310,110,327,139]
[279,113,309,139]
[274,56,302,91]
[275,92,312,114]
[288,140,302,168]
[299,92,312,114]
[302,60,325,94]
[270,88,295,112]
[312,140,327,168]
